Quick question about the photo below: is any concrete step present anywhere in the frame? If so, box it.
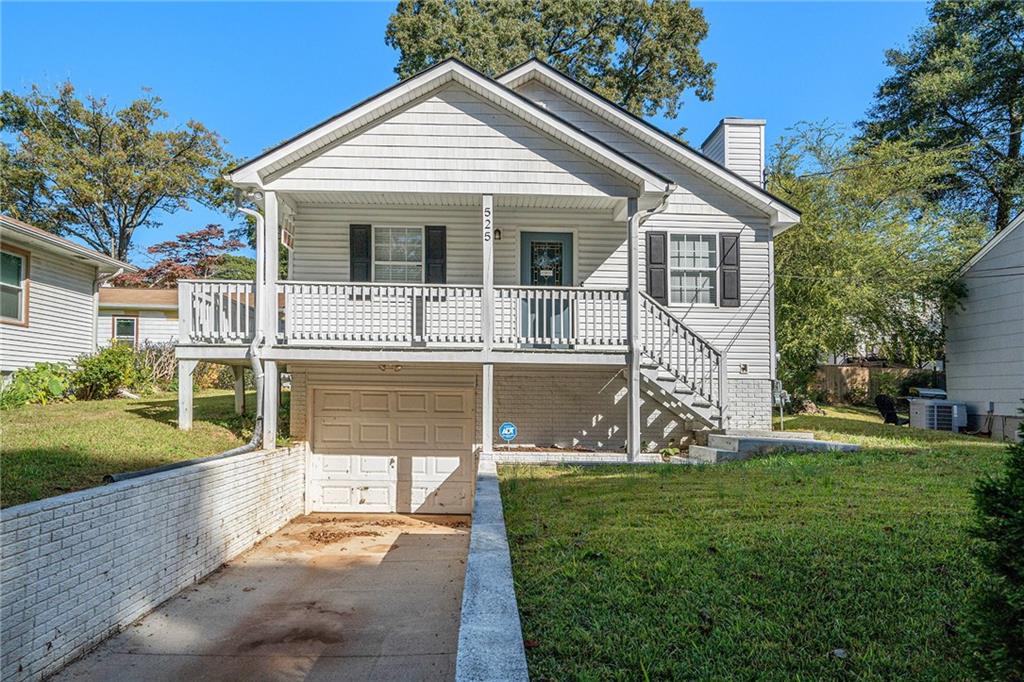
[687,445,747,463]
[727,429,815,440]
[708,434,859,455]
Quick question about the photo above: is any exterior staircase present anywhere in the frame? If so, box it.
[638,292,725,428]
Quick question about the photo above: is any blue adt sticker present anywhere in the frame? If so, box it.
[498,421,518,443]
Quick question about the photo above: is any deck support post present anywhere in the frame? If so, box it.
[262,191,279,344]
[482,362,494,455]
[626,197,641,461]
[233,365,245,415]
[481,194,494,352]
[262,360,278,447]
[177,359,197,431]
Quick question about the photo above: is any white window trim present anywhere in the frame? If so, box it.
[667,231,720,308]
[0,247,28,324]
[112,316,138,347]
[370,225,426,284]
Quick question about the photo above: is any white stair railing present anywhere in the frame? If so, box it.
[639,292,726,411]
[178,280,257,344]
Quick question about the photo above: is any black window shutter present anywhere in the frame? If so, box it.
[349,225,371,282]
[425,225,447,284]
[719,233,741,307]
[645,231,668,305]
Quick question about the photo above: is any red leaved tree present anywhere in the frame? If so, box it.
[114,225,245,287]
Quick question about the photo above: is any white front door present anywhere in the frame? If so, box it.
[309,385,476,513]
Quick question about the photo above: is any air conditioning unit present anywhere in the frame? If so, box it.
[908,398,968,433]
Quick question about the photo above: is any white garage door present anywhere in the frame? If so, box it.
[308,385,476,514]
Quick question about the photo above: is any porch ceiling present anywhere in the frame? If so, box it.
[287,190,622,212]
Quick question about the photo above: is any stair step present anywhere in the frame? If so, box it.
[687,445,746,463]
[673,386,694,395]
[656,371,676,382]
[708,434,859,455]
[727,429,815,440]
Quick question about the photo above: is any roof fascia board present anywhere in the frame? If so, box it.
[957,211,1023,277]
[498,61,800,229]
[0,218,137,272]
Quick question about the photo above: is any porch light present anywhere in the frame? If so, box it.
[494,228,502,241]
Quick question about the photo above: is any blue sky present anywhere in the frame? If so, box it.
[2,1,929,264]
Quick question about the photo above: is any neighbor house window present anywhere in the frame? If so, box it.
[113,317,137,346]
[373,226,423,283]
[669,234,717,305]
[0,247,28,324]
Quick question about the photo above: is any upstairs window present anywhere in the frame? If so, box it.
[1,248,28,323]
[669,234,717,305]
[373,226,423,283]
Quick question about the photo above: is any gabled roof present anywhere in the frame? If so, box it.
[0,215,137,273]
[497,59,801,231]
[957,211,1024,277]
[99,287,178,309]
[228,59,674,199]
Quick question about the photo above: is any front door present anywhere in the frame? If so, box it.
[520,232,574,345]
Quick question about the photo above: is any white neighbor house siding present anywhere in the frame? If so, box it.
[513,80,775,384]
[273,83,637,199]
[97,310,179,346]
[0,235,98,374]
[945,223,1024,439]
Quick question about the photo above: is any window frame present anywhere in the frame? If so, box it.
[370,225,426,284]
[0,245,31,326]
[667,232,720,307]
[112,315,139,347]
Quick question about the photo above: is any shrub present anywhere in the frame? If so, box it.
[138,342,177,389]
[0,363,74,409]
[71,344,151,400]
[969,417,1024,680]
[898,369,945,396]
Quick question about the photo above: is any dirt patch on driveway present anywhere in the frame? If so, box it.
[54,514,470,682]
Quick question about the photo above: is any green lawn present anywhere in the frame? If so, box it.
[0,390,285,508]
[500,407,1006,680]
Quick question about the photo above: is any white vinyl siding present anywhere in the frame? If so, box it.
[945,223,1024,417]
[98,310,179,347]
[0,237,98,374]
[272,84,636,198]
[725,124,764,186]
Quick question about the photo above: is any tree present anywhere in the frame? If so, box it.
[0,82,232,260]
[969,417,1024,680]
[115,225,247,287]
[767,123,986,393]
[860,0,1024,231]
[385,0,715,127]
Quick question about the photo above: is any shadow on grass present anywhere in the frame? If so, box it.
[126,392,254,439]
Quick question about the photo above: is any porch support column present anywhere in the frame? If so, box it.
[233,365,245,415]
[481,194,494,353]
[262,360,279,447]
[626,197,641,461]
[482,362,494,455]
[177,360,197,431]
[259,191,279,448]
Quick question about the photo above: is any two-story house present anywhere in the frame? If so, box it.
[175,59,800,514]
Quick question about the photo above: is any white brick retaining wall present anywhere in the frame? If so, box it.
[727,378,773,430]
[0,446,305,682]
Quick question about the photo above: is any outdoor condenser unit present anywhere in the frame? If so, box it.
[908,398,968,433]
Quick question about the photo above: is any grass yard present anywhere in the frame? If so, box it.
[0,390,286,508]
[500,407,1007,680]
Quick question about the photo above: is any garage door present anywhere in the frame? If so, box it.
[308,386,476,514]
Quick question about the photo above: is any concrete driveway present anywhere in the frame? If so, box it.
[54,514,470,682]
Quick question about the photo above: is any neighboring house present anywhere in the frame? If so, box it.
[0,215,136,377]
[98,288,179,347]
[176,59,801,514]
[945,211,1024,441]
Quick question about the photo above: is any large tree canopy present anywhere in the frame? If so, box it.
[114,225,249,287]
[768,123,986,393]
[385,0,715,126]
[860,0,1024,231]
[0,82,232,260]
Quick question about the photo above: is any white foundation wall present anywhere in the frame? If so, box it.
[727,378,773,430]
[0,446,305,682]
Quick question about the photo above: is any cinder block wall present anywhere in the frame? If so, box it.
[728,378,773,430]
[0,446,306,682]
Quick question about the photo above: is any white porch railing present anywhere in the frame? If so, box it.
[279,282,484,345]
[178,280,257,344]
[640,292,725,409]
[493,286,628,348]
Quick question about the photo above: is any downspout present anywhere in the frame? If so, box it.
[105,202,268,484]
[93,267,125,353]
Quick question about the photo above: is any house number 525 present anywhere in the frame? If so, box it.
[482,198,493,242]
